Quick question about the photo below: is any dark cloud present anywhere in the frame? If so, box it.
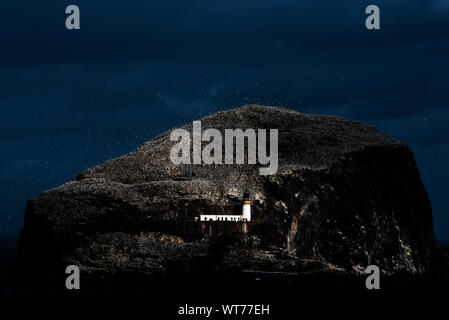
[0,0,448,239]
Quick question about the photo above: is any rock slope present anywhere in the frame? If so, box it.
[18,105,439,276]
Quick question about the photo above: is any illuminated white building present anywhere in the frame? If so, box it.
[198,192,251,222]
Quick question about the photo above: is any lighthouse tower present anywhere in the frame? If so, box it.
[242,192,251,221]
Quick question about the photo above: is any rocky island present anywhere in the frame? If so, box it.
[18,105,439,277]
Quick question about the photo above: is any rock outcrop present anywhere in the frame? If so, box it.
[18,105,439,276]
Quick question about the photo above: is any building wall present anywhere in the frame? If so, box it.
[200,215,247,222]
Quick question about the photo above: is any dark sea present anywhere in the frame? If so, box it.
[1,236,448,315]
[0,236,17,271]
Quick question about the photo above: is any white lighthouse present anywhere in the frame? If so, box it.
[242,192,251,221]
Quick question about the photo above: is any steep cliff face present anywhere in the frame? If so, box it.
[18,105,439,276]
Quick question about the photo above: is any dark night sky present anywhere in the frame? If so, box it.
[0,1,448,239]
